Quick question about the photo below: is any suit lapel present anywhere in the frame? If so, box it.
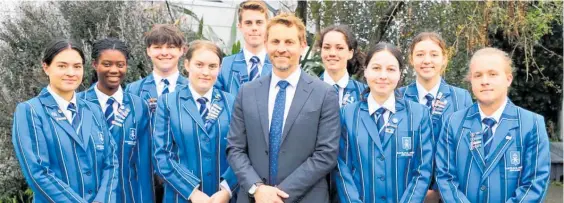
[481,102,519,181]
[39,89,87,150]
[280,73,314,144]
[256,75,272,148]
[141,74,158,100]
[359,103,384,153]
[403,83,419,102]
[382,101,405,148]
[462,104,486,173]
[230,52,248,92]
[179,88,209,137]
[78,101,93,150]
[177,75,189,87]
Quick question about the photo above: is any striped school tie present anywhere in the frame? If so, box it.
[249,56,260,81]
[196,97,209,121]
[161,79,170,95]
[67,103,82,136]
[105,97,116,130]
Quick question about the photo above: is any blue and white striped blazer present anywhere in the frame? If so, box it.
[12,88,119,203]
[435,101,551,203]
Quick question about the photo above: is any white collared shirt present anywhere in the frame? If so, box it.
[47,85,77,122]
[323,72,350,106]
[268,68,302,130]
[367,92,396,125]
[153,70,180,97]
[415,79,441,105]
[188,84,213,110]
[94,83,124,113]
[478,98,508,135]
[243,48,267,76]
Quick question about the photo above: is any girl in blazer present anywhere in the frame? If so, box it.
[335,42,433,203]
[318,25,367,107]
[153,40,237,203]
[12,39,118,203]
[78,38,154,203]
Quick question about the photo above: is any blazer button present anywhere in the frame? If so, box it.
[380,196,386,201]
[379,156,385,161]
[88,190,93,194]
[379,176,385,181]
[480,185,487,191]
[85,171,91,176]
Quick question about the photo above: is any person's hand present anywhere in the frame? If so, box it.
[424,190,441,203]
[190,189,211,203]
[254,185,289,203]
[209,188,230,203]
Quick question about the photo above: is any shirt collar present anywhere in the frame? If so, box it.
[367,92,396,115]
[323,72,349,88]
[478,98,508,123]
[243,48,267,66]
[416,78,441,99]
[153,70,180,85]
[47,85,77,111]
[188,84,213,102]
[271,68,301,89]
[94,83,124,107]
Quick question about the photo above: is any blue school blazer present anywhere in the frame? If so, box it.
[335,97,434,203]
[152,86,238,202]
[398,79,472,142]
[214,51,272,95]
[435,101,551,203]
[319,73,367,107]
[78,86,154,203]
[12,88,118,203]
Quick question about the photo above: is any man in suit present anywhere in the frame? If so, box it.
[435,47,551,202]
[215,1,272,95]
[226,13,341,203]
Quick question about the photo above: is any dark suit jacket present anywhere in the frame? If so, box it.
[227,71,341,203]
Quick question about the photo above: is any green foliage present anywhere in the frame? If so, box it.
[231,40,242,55]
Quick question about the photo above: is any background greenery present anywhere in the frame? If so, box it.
[0,1,561,201]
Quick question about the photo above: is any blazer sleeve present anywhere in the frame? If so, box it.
[506,114,550,203]
[94,118,119,203]
[152,94,201,200]
[226,87,264,194]
[334,108,363,203]
[435,115,471,203]
[400,107,434,203]
[12,102,88,203]
[277,86,341,202]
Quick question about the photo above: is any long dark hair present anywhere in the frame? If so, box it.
[361,42,405,101]
[318,25,365,76]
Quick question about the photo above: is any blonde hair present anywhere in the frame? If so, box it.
[266,12,306,44]
[467,47,514,79]
[238,1,269,23]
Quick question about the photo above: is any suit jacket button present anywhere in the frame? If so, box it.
[265,150,268,155]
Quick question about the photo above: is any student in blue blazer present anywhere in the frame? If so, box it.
[78,38,154,203]
[435,47,551,203]
[12,39,118,203]
[215,1,272,95]
[397,32,473,202]
[153,40,237,203]
[318,25,367,108]
[125,24,189,113]
[335,42,433,203]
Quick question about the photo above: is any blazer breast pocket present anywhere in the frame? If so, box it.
[396,132,415,158]
[503,147,523,179]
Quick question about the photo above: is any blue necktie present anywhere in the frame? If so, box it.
[333,84,341,105]
[269,80,289,185]
[161,79,170,95]
[425,93,434,108]
[374,107,386,142]
[67,103,81,136]
[482,117,497,156]
[105,97,115,130]
[249,56,260,81]
[196,97,209,121]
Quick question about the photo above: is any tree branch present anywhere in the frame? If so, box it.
[371,2,405,43]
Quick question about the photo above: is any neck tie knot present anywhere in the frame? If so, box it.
[277,80,290,90]
[196,97,209,105]
[250,56,260,64]
[375,107,386,116]
[107,97,115,106]
[425,93,434,108]
[67,103,77,113]
[162,79,170,85]
[482,117,496,128]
